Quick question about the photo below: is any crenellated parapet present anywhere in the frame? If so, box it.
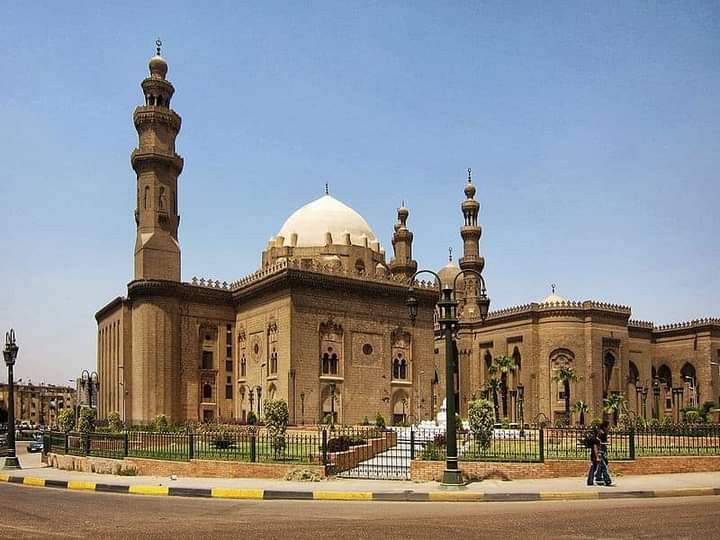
[485,298,632,322]
[184,257,438,294]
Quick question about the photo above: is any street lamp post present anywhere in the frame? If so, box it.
[684,376,697,408]
[516,383,525,437]
[407,268,490,486]
[2,329,21,469]
[641,385,649,419]
[329,383,336,428]
[300,392,305,426]
[652,378,661,420]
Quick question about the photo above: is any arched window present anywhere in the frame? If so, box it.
[657,364,672,388]
[322,353,330,375]
[270,350,278,374]
[143,186,149,209]
[399,359,407,380]
[202,384,212,400]
[484,351,492,370]
[354,259,365,275]
[392,358,400,379]
[680,362,696,385]
[240,354,246,377]
[628,362,640,385]
[159,187,166,210]
[603,352,616,393]
[330,353,338,374]
[512,347,522,370]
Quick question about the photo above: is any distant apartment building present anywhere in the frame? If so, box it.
[0,382,76,427]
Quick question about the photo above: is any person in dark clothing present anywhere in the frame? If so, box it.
[587,421,612,486]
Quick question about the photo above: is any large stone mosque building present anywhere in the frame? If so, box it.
[95,48,720,426]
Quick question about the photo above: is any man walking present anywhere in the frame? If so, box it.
[587,422,613,486]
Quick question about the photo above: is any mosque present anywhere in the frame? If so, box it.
[95,47,719,426]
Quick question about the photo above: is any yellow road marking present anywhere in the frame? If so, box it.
[128,485,169,496]
[654,488,714,498]
[0,474,9,482]
[67,481,96,491]
[313,491,372,501]
[23,477,45,487]
[428,492,484,502]
[211,488,264,499]
[540,491,600,500]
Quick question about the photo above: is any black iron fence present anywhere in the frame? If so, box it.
[43,423,720,470]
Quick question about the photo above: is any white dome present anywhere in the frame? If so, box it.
[541,292,567,304]
[276,195,378,248]
[438,260,463,288]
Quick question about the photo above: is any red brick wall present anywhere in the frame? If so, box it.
[329,431,397,473]
[411,456,720,481]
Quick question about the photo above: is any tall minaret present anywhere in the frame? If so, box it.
[132,40,183,281]
[389,202,418,280]
[459,168,485,318]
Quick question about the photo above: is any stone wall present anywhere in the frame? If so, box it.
[328,431,397,473]
[410,456,720,482]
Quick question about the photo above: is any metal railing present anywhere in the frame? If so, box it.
[43,423,720,470]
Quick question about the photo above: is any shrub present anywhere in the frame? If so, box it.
[212,428,233,449]
[375,412,386,429]
[247,411,258,426]
[323,414,334,426]
[468,399,494,450]
[361,416,370,426]
[682,409,700,424]
[264,399,289,457]
[647,418,661,429]
[326,435,353,453]
[78,406,96,434]
[432,433,447,447]
[57,408,75,433]
[107,411,123,433]
[153,414,169,432]
[421,442,442,461]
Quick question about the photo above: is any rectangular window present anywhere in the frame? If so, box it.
[202,351,213,369]
[226,360,233,372]
[226,375,231,384]
[225,385,233,400]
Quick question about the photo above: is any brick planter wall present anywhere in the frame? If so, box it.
[47,453,326,479]
[328,431,397,473]
[411,456,720,482]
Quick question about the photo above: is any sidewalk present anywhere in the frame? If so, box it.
[2,457,719,502]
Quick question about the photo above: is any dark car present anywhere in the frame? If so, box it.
[27,437,44,453]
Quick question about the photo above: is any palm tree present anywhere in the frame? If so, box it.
[603,393,627,426]
[489,355,517,419]
[573,400,590,427]
[552,367,578,422]
[486,378,501,424]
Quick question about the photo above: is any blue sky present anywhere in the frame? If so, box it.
[1,1,718,385]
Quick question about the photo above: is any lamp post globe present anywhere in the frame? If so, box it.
[2,329,21,470]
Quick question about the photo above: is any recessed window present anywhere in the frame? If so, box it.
[362,343,373,355]
[225,385,233,400]
[225,360,233,372]
[205,334,211,341]
[254,343,259,354]
[202,351,213,370]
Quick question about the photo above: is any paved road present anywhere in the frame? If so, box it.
[0,483,717,539]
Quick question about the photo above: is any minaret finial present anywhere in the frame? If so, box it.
[467,167,472,183]
[551,283,556,294]
[401,199,405,207]
[449,247,453,262]
[156,39,162,56]
[325,182,329,195]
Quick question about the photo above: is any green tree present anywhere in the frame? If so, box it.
[375,412,386,429]
[78,406,96,434]
[553,367,579,422]
[573,400,590,426]
[264,399,289,458]
[57,408,75,433]
[153,414,169,432]
[468,399,495,450]
[602,393,627,426]
[489,355,517,418]
[485,379,501,423]
[107,411,123,433]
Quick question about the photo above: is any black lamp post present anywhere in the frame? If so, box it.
[300,392,305,426]
[407,268,490,486]
[641,385,649,419]
[329,383,337,428]
[516,383,525,436]
[3,329,20,469]
[652,378,661,420]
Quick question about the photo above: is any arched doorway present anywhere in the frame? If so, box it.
[391,390,410,425]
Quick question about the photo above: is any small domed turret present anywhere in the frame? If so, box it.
[148,40,168,80]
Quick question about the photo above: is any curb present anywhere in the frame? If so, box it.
[1,474,718,503]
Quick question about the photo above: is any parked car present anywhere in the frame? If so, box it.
[27,438,44,453]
